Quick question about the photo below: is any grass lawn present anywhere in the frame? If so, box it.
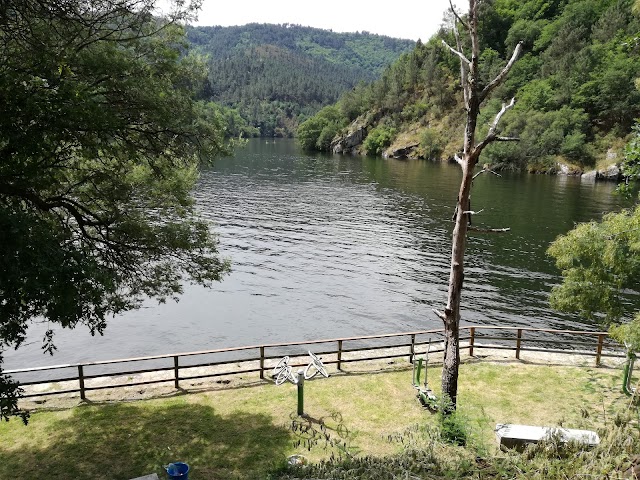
[0,359,625,479]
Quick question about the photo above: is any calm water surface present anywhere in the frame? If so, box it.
[4,139,632,369]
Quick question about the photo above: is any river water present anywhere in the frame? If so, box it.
[3,139,632,370]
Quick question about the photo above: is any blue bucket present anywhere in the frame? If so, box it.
[165,462,189,480]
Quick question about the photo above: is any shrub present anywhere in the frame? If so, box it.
[419,128,444,160]
[363,125,397,156]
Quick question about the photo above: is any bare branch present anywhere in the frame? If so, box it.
[495,136,520,142]
[479,41,523,103]
[490,97,516,135]
[473,98,517,156]
[462,208,484,215]
[469,0,480,68]
[453,21,470,109]
[441,40,471,69]
[449,0,469,29]
[432,309,446,321]
[454,153,464,166]
[468,227,511,233]
[472,168,501,180]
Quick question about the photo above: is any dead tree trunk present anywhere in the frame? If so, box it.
[435,0,522,409]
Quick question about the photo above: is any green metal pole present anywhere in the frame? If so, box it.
[415,357,423,386]
[623,352,636,396]
[297,370,304,416]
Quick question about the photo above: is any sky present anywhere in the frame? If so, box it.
[187,1,455,41]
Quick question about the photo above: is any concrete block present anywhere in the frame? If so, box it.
[495,423,600,451]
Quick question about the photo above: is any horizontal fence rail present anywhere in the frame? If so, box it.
[6,325,625,400]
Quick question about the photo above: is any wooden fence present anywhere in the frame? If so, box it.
[6,325,624,400]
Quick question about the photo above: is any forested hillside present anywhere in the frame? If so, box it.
[187,24,414,137]
[299,0,640,172]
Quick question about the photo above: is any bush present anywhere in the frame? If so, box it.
[363,125,397,156]
[419,128,444,160]
[436,396,470,447]
[297,116,324,150]
[316,122,341,151]
[296,106,347,151]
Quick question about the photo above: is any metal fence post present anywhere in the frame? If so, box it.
[409,334,416,363]
[173,356,180,389]
[297,370,305,416]
[337,340,343,371]
[260,346,265,379]
[516,329,523,359]
[78,365,86,401]
[596,334,605,366]
[469,327,475,356]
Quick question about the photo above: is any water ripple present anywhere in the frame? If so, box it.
[4,139,634,369]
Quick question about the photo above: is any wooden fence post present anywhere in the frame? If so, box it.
[469,327,475,356]
[516,329,523,359]
[337,340,343,371]
[260,346,265,379]
[596,334,605,366]
[409,334,416,363]
[78,365,86,401]
[173,356,180,389]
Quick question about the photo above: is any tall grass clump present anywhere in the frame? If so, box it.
[277,400,640,479]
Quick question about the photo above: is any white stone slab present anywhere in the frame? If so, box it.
[129,474,159,480]
[495,423,600,450]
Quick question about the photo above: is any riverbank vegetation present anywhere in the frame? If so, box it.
[299,0,640,172]
[0,0,232,420]
[0,359,630,479]
[187,24,414,137]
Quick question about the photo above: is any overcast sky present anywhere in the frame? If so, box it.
[188,1,455,41]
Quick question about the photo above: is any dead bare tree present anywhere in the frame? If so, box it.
[433,0,522,410]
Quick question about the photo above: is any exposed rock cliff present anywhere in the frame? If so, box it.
[331,111,383,154]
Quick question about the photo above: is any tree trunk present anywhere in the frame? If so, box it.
[441,152,476,406]
[438,0,521,409]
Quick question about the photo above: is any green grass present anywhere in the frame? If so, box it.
[0,360,626,479]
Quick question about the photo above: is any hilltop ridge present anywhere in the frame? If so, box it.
[187,23,414,137]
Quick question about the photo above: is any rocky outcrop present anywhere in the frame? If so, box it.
[331,110,383,154]
[558,163,571,175]
[601,164,622,180]
[581,164,622,182]
[331,125,366,154]
[556,162,582,176]
[385,143,420,159]
[581,170,598,182]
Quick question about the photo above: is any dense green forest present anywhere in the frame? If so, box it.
[299,0,640,172]
[186,24,414,137]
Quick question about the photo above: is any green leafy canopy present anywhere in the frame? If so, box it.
[547,205,640,332]
[0,0,231,420]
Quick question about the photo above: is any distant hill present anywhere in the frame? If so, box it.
[186,24,414,137]
[299,0,640,173]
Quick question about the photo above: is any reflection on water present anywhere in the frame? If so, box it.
[4,139,633,369]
